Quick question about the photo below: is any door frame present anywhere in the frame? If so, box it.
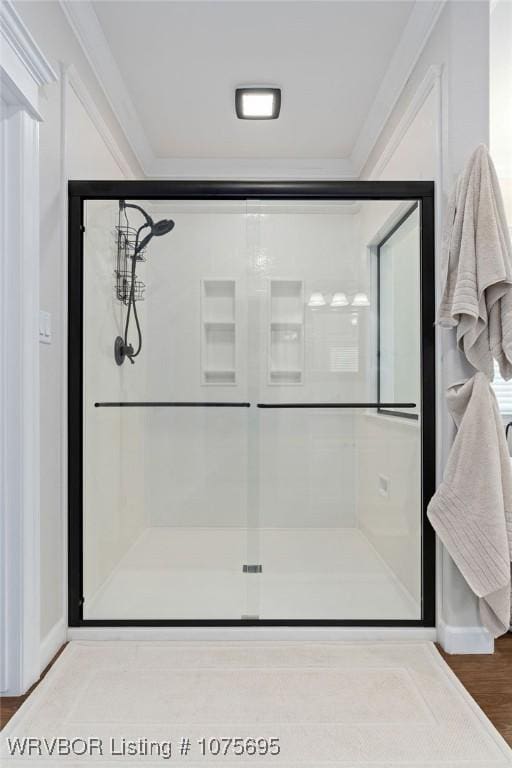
[1,1,57,694]
[68,179,436,627]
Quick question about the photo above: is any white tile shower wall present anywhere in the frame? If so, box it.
[144,206,248,402]
[255,205,364,530]
[83,200,147,608]
[356,416,421,605]
[143,202,368,530]
[144,206,249,528]
[258,411,357,528]
[256,205,370,404]
[351,199,422,605]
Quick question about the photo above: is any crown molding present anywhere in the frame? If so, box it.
[59,0,153,171]
[1,0,57,118]
[350,0,446,176]
[59,0,446,180]
[65,65,136,179]
[1,0,57,87]
[145,156,356,180]
[57,0,355,178]
[367,64,443,181]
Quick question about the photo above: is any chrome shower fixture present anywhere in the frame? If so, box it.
[114,200,175,366]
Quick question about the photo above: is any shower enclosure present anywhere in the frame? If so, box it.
[68,181,435,626]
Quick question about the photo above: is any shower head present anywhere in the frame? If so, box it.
[136,219,175,253]
[115,200,175,366]
[120,200,175,255]
[153,219,175,236]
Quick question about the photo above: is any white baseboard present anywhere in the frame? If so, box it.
[67,626,437,642]
[437,620,494,654]
[40,617,67,671]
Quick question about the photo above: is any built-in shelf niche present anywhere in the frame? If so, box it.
[201,280,236,385]
[268,280,304,385]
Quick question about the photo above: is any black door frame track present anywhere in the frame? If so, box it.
[68,179,436,628]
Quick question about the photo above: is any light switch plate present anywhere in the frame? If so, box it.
[39,310,52,344]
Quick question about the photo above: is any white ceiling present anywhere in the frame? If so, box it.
[63,1,445,177]
[92,1,413,160]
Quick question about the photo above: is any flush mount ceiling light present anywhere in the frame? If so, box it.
[235,87,281,120]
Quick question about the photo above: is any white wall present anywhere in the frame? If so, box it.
[362,0,492,650]
[11,1,141,668]
[490,0,512,225]
[354,201,422,605]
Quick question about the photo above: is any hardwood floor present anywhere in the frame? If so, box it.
[1,636,512,747]
[440,633,512,747]
[0,644,67,730]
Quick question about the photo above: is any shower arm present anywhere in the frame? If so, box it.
[121,200,153,228]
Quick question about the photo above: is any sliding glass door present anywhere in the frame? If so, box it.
[69,182,435,626]
[247,200,422,621]
[82,199,252,620]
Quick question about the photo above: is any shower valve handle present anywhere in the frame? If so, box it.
[114,336,135,366]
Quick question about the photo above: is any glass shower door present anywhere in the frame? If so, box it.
[78,193,428,624]
[82,199,253,620]
[247,199,423,621]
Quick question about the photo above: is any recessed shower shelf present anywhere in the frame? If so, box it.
[204,321,236,329]
[203,369,236,384]
[269,370,302,384]
[201,279,237,386]
[270,322,302,330]
[268,279,304,386]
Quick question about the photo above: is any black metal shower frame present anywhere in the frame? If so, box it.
[376,202,421,421]
[68,180,436,628]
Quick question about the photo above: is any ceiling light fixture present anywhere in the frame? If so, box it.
[235,87,281,120]
[330,292,349,307]
[308,292,326,307]
[351,292,370,307]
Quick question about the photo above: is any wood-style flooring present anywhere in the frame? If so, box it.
[440,633,512,747]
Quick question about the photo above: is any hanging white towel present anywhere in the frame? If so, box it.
[438,144,512,380]
[427,373,512,636]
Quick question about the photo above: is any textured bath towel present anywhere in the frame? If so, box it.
[427,373,512,636]
[438,144,512,380]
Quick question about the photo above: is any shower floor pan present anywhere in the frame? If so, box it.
[83,527,420,622]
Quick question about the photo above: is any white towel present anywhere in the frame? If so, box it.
[438,144,512,380]
[427,373,512,636]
